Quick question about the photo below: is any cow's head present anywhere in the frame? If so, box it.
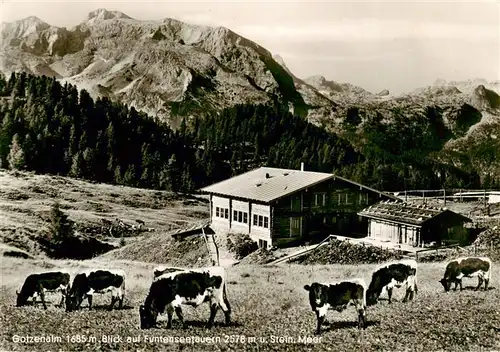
[304,283,328,311]
[439,278,450,292]
[15,290,28,307]
[208,275,223,289]
[139,304,158,329]
[366,289,379,306]
[65,293,80,312]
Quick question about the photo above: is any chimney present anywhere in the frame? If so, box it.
[300,162,304,171]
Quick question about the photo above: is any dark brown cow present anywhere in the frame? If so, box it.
[16,271,70,309]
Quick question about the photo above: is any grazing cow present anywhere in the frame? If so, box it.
[139,266,231,329]
[303,279,367,335]
[440,257,492,292]
[16,271,70,309]
[366,259,418,306]
[66,269,125,312]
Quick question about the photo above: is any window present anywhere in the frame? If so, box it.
[216,207,220,217]
[233,210,238,221]
[314,193,326,206]
[224,209,229,219]
[346,194,352,205]
[243,213,248,224]
[238,211,243,223]
[338,194,343,204]
[253,215,269,228]
[258,239,268,249]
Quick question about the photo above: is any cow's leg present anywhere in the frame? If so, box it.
[475,277,484,291]
[453,281,459,291]
[57,292,65,308]
[402,280,412,303]
[459,280,463,291]
[108,296,117,311]
[166,305,174,329]
[87,295,93,310]
[174,307,187,329]
[206,300,219,329]
[387,287,394,304]
[38,288,48,310]
[314,310,325,335]
[118,291,124,309]
[484,277,490,291]
[219,287,231,326]
[354,300,366,329]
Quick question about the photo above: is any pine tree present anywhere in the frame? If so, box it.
[47,201,74,257]
[69,151,83,178]
[123,164,137,186]
[114,165,122,184]
[7,134,25,170]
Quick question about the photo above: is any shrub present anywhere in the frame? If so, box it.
[226,233,258,259]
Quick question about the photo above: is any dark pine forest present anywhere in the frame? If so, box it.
[0,72,484,192]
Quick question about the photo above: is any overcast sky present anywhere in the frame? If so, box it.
[1,0,499,94]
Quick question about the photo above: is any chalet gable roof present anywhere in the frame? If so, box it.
[358,200,471,226]
[200,167,399,203]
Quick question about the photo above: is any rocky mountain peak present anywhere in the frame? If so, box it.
[1,16,51,38]
[86,8,133,22]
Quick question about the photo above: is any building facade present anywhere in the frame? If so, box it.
[201,166,399,249]
[358,200,472,247]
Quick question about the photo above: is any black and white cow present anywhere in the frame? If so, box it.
[440,257,492,292]
[366,259,418,306]
[304,279,367,335]
[66,269,126,312]
[16,271,70,309]
[139,266,231,329]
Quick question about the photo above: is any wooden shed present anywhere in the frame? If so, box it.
[358,200,472,247]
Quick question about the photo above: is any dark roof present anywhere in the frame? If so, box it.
[200,167,399,203]
[358,200,471,226]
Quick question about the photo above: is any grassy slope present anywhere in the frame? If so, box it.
[1,257,499,352]
[0,170,209,254]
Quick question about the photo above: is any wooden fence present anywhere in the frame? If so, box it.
[393,189,500,206]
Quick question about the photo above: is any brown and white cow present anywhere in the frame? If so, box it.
[304,278,367,335]
[16,270,70,309]
[66,269,126,311]
[139,266,231,329]
[440,257,492,292]
[366,259,418,306]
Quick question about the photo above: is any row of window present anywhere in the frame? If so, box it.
[253,214,269,228]
[215,207,229,219]
[312,192,369,206]
[215,207,269,229]
[233,210,248,224]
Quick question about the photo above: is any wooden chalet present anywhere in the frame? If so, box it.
[200,165,399,249]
